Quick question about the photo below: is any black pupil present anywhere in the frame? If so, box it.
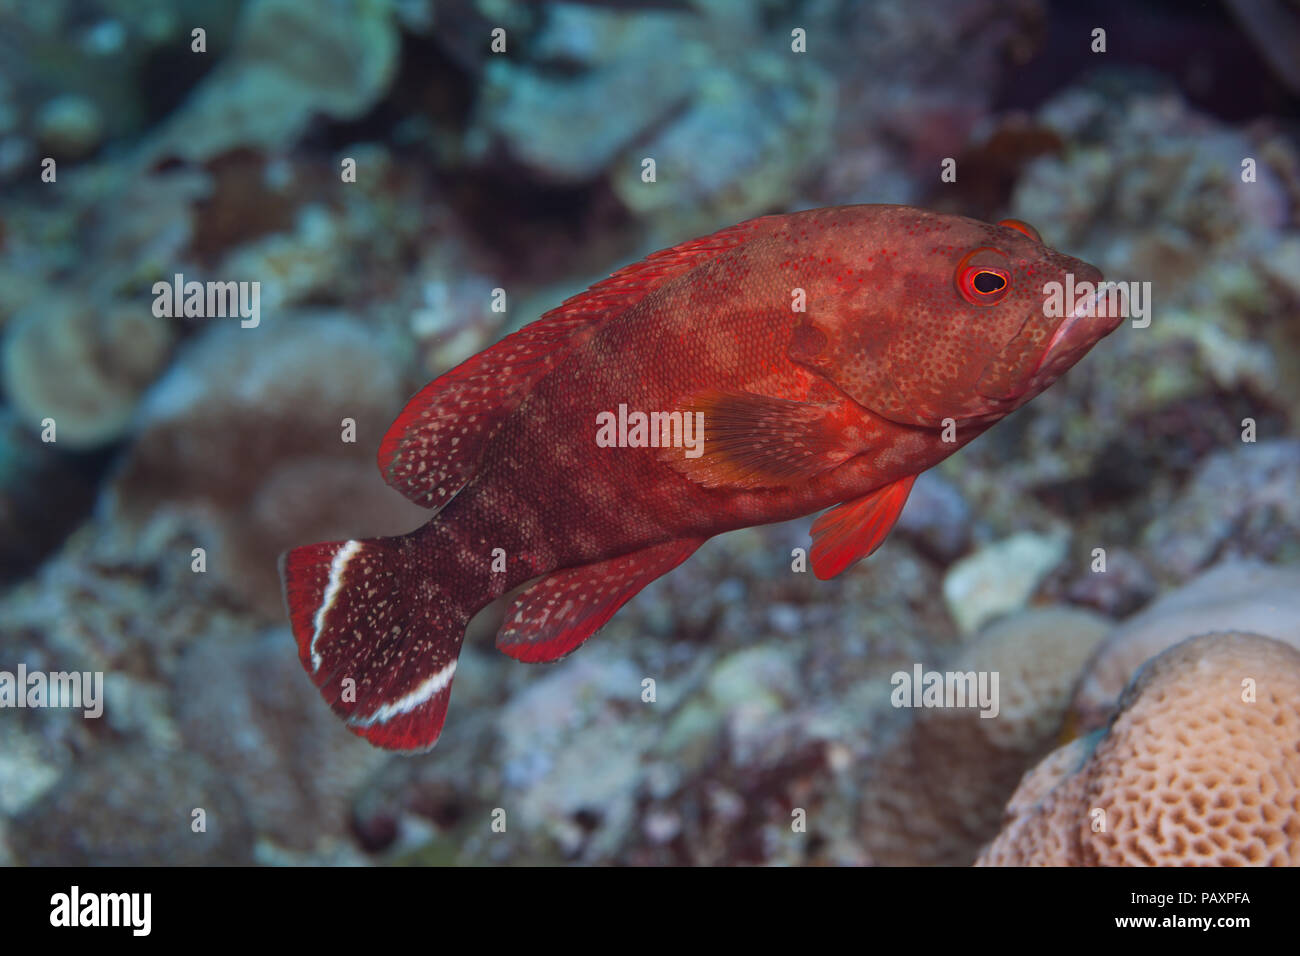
[973,271,1005,294]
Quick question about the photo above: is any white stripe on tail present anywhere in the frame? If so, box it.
[310,538,361,671]
[281,534,471,753]
[348,660,458,728]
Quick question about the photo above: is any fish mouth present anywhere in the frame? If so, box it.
[1032,286,1125,380]
[971,279,1120,410]
[1036,298,1091,371]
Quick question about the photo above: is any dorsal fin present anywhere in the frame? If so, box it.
[378,217,770,509]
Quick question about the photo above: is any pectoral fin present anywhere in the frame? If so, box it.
[662,389,861,490]
[809,475,916,579]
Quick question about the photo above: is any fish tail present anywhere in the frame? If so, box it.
[280,531,471,753]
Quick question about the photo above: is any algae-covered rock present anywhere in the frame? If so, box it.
[942,530,1070,633]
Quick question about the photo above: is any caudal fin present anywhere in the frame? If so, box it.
[281,535,468,752]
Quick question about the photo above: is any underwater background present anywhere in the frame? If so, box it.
[1,0,1298,866]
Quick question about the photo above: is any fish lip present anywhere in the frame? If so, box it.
[1033,286,1121,377]
[1041,298,1090,364]
[971,283,1116,408]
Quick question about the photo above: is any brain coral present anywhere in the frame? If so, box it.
[978,632,1300,866]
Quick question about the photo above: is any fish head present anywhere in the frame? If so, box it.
[792,206,1121,429]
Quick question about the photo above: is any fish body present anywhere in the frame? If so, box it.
[282,204,1118,751]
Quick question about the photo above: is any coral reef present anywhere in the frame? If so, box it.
[146,0,400,163]
[103,312,428,618]
[0,0,243,177]
[345,524,960,866]
[8,745,257,866]
[0,409,108,580]
[467,0,1021,235]
[978,632,1300,866]
[1141,440,1300,577]
[0,0,1295,869]
[463,0,842,238]
[172,628,388,854]
[1057,546,1158,618]
[892,471,972,564]
[467,7,700,183]
[2,293,173,448]
[954,84,1300,552]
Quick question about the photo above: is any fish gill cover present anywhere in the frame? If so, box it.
[0,0,1297,886]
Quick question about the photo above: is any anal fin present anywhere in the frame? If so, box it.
[809,475,916,580]
[496,537,705,663]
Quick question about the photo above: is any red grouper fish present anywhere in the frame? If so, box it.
[281,204,1121,752]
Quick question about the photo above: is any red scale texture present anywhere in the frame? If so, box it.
[282,204,1117,752]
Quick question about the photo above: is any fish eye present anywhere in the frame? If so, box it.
[997,218,1042,243]
[957,264,1011,305]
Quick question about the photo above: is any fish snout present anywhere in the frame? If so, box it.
[971,257,1114,406]
[1032,276,1125,382]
